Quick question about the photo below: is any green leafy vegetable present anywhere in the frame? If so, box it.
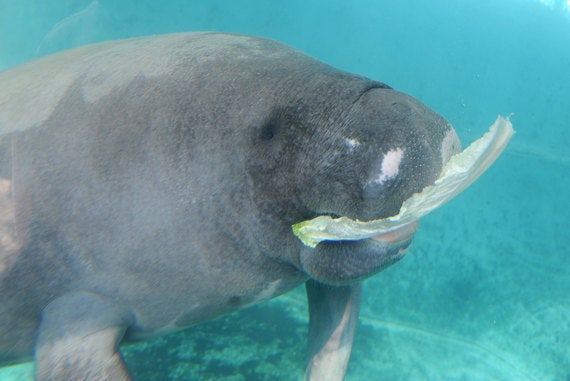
[293,116,515,248]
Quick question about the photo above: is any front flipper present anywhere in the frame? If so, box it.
[35,291,134,381]
[305,280,361,381]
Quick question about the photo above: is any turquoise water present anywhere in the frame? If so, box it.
[1,0,569,380]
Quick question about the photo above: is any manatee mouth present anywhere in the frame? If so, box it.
[299,222,418,285]
[370,220,418,245]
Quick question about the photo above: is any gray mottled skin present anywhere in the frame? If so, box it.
[0,32,460,380]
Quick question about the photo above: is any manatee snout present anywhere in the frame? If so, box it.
[301,87,460,221]
[299,87,460,285]
[350,88,461,221]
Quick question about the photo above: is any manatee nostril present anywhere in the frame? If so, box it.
[390,101,411,114]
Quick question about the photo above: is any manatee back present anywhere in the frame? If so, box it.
[0,32,363,135]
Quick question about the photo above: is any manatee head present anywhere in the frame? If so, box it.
[246,80,460,285]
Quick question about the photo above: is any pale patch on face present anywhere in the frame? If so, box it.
[441,128,461,165]
[371,148,405,185]
[343,137,361,152]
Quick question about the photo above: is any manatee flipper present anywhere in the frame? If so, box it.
[35,292,134,381]
[304,280,361,381]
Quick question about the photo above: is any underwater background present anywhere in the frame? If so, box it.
[1,0,569,380]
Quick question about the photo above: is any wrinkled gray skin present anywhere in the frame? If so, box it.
[0,32,460,380]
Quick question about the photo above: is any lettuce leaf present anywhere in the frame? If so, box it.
[293,115,515,248]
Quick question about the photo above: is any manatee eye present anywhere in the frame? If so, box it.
[260,122,277,141]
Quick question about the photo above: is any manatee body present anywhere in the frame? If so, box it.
[0,32,460,380]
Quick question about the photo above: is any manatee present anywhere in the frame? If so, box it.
[0,32,460,380]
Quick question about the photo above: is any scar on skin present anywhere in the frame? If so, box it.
[371,147,405,185]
